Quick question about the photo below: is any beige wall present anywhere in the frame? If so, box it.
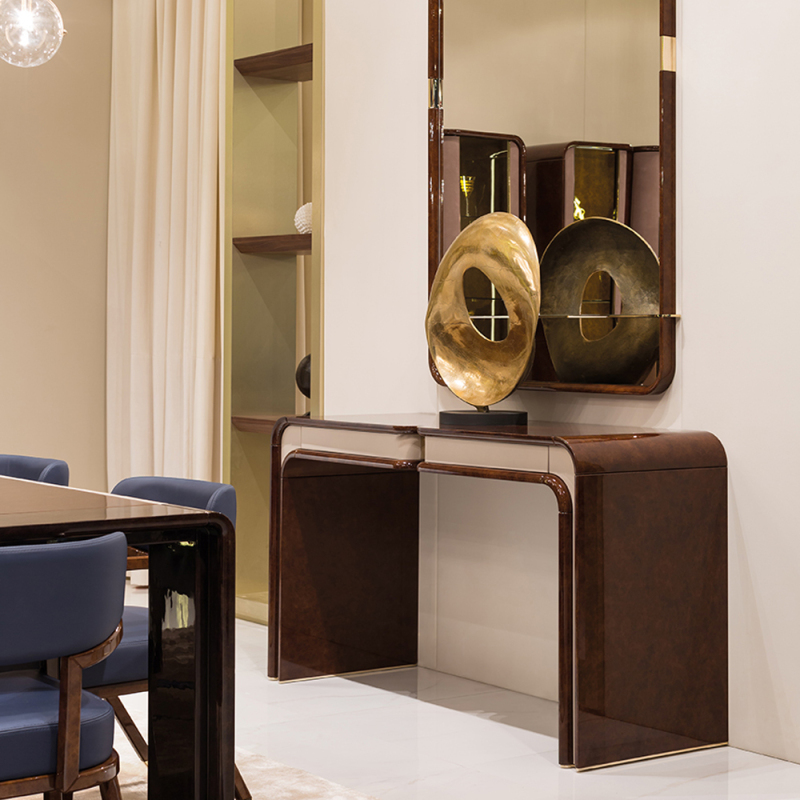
[321,0,434,415]
[0,0,111,490]
[679,0,800,763]
[321,0,800,766]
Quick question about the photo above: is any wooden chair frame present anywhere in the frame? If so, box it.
[0,622,124,800]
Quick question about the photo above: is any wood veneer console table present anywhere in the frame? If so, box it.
[269,415,727,770]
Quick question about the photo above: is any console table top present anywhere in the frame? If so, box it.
[273,414,727,474]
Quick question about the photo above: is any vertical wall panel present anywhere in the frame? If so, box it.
[0,0,111,490]
[321,0,434,416]
[680,0,800,762]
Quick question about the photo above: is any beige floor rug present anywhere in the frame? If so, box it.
[81,748,378,800]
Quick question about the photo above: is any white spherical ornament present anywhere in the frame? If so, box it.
[294,202,312,235]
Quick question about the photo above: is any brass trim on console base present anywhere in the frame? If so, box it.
[576,742,727,773]
[277,664,417,684]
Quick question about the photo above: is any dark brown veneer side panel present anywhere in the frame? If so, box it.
[661,0,676,37]
[660,72,677,314]
[567,430,727,476]
[429,112,443,287]
[268,424,283,678]
[429,0,444,287]
[429,0,442,80]
[575,467,727,769]
[278,469,419,681]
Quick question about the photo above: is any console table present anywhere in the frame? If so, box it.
[268,415,727,771]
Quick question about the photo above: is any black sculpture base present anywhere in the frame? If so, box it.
[439,409,528,428]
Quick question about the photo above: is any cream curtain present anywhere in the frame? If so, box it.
[106,0,225,487]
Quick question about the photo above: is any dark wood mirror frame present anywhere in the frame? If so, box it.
[428,0,677,396]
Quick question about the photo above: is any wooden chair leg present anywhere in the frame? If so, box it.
[44,792,73,799]
[108,696,148,763]
[99,777,122,800]
[234,764,252,800]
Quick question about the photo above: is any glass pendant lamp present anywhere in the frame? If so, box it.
[0,0,64,68]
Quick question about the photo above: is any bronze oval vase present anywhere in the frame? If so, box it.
[539,217,660,385]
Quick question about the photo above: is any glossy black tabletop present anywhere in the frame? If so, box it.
[0,476,219,540]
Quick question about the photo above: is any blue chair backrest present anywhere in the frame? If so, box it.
[0,454,69,486]
[0,532,127,667]
[111,477,236,527]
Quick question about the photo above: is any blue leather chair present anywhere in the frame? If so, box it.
[110,476,236,524]
[83,476,249,800]
[0,532,127,799]
[0,454,68,486]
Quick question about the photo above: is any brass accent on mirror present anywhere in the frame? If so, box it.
[426,212,540,409]
[429,77,443,109]
[660,35,676,72]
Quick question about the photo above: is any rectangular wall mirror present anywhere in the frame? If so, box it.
[428,0,677,395]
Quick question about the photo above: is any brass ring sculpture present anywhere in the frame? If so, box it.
[426,212,541,408]
[540,217,660,385]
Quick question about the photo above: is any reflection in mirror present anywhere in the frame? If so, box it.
[443,132,524,254]
[580,270,620,341]
[443,0,659,258]
[464,267,509,341]
[444,0,659,153]
[431,0,676,393]
[527,141,634,255]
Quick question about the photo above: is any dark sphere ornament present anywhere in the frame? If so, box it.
[295,354,311,398]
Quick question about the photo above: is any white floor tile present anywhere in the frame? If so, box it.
[118,586,800,800]
[347,666,501,702]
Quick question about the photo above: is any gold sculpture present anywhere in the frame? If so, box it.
[540,217,659,384]
[426,212,540,409]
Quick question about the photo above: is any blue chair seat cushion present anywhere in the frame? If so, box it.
[0,673,115,782]
[83,606,148,688]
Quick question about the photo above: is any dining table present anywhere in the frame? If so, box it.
[0,475,236,800]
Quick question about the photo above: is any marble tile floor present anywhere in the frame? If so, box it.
[124,585,800,799]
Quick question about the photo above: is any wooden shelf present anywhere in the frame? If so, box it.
[232,414,291,435]
[235,44,313,82]
[233,234,311,255]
